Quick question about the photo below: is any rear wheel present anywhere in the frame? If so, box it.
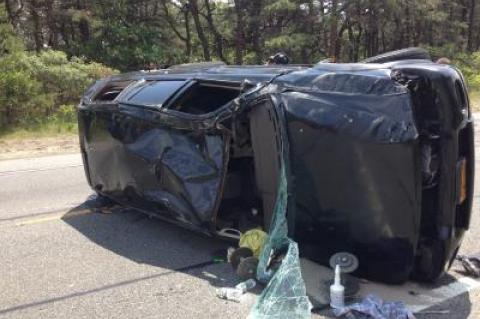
[412,241,447,282]
[361,47,431,64]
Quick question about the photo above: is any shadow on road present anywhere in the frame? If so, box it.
[61,197,242,290]
[414,273,473,319]
[416,291,472,319]
[0,196,262,318]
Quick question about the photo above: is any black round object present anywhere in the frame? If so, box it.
[411,241,448,282]
[230,247,254,270]
[237,256,259,280]
[361,47,431,64]
[329,252,359,273]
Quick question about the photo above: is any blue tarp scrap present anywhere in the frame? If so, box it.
[333,294,416,319]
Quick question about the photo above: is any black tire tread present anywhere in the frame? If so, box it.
[361,47,431,64]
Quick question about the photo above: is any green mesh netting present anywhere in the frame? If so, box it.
[248,162,312,318]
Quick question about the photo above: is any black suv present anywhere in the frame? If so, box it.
[78,49,475,284]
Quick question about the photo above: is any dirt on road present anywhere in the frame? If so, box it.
[0,135,79,160]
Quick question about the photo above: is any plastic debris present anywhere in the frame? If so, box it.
[236,279,257,293]
[216,279,257,303]
[330,265,345,309]
[333,294,416,319]
[239,229,267,258]
[216,287,243,303]
[456,254,480,278]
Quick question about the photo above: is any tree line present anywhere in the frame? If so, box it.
[2,0,480,130]
[2,0,479,70]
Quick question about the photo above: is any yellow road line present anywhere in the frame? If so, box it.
[15,208,93,226]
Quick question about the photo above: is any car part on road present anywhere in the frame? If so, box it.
[329,252,359,274]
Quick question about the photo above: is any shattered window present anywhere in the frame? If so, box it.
[249,98,312,319]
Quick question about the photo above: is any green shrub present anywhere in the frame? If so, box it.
[453,52,480,90]
[429,46,480,90]
[0,3,24,56]
[0,50,117,129]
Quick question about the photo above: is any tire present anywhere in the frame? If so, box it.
[361,47,431,64]
[412,241,447,282]
[168,62,226,70]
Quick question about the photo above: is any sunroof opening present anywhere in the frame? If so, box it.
[169,82,241,114]
[93,80,133,102]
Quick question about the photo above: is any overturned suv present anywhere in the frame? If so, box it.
[78,48,474,284]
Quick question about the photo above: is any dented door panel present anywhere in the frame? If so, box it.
[79,104,228,232]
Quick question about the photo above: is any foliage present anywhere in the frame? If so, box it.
[75,2,184,71]
[0,3,24,55]
[4,0,480,67]
[453,52,480,90]
[2,0,480,134]
[427,45,480,89]
[0,50,117,128]
[469,90,480,112]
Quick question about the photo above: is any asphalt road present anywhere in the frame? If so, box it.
[0,117,479,318]
[0,154,89,220]
[0,154,257,318]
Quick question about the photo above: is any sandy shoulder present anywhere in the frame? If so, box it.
[0,135,80,160]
